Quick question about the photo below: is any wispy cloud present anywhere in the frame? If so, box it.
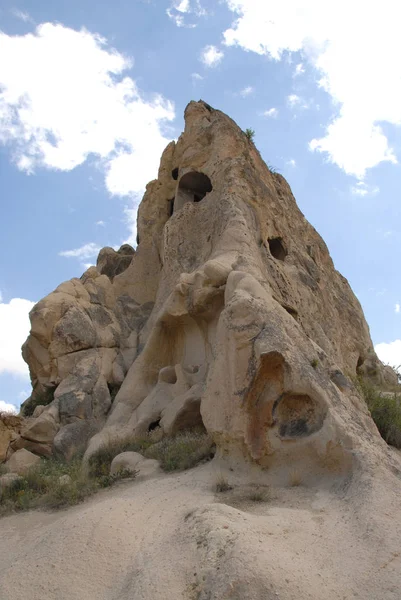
[287,159,296,167]
[395,303,400,314]
[350,181,379,197]
[96,220,105,227]
[11,9,34,24]
[263,107,278,118]
[200,45,224,67]
[166,0,206,27]
[239,85,254,97]
[293,62,305,76]
[59,242,101,259]
[191,72,204,82]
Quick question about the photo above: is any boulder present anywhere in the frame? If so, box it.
[53,421,94,461]
[20,412,59,444]
[58,474,72,486]
[110,452,160,479]
[6,448,41,474]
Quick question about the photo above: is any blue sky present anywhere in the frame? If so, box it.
[1,0,400,411]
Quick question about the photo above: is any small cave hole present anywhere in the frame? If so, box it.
[148,418,161,432]
[268,237,287,261]
[282,304,298,320]
[172,167,179,180]
[174,171,213,212]
[168,197,175,217]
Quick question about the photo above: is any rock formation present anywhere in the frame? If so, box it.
[11,101,397,477]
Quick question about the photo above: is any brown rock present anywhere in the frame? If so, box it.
[6,448,41,474]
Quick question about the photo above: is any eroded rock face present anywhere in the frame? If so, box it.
[21,101,396,471]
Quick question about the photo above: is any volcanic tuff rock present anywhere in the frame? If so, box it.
[14,101,397,476]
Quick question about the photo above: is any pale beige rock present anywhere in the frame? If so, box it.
[58,474,72,486]
[22,101,398,473]
[110,451,160,479]
[6,448,41,474]
[20,413,59,444]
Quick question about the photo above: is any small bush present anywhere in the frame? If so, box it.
[310,358,319,369]
[88,429,214,478]
[358,378,401,448]
[244,128,255,142]
[249,487,270,502]
[88,436,153,479]
[214,474,232,493]
[145,430,214,472]
[22,387,56,417]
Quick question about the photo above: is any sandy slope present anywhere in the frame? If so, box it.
[0,461,400,600]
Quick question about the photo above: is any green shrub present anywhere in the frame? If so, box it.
[88,429,214,477]
[249,488,269,502]
[310,358,319,369]
[21,387,56,417]
[358,378,401,448]
[244,128,255,142]
[88,436,153,479]
[0,455,98,515]
[145,430,214,472]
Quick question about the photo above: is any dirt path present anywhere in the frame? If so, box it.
[0,463,400,600]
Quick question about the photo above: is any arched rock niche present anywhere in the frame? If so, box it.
[174,171,213,212]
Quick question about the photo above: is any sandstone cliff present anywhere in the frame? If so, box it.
[12,101,397,476]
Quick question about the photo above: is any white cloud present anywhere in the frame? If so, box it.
[191,73,204,83]
[350,181,379,197]
[82,263,95,270]
[0,401,17,414]
[287,94,302,107]
[375,340,401,370]
[223,0,401,178]
[239,86,254,97]
[0,298,35,377]
[395,303,400,314]
[263,107,278,118]
[0,290,2,302]
[59,242,101,259]
[0,23,175,197]
[200,45,224,67]
[294,62,305,76]
[167,0,206,27]
[287,159,296,167]
[96,220,105,227]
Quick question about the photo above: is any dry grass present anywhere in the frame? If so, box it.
[289,469,302,487]
[214,474,232,493]
[0,454,137,517]
[88,428,215,478]
[249,487,270,502]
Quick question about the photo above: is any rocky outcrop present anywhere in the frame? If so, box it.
[21,101,397,474]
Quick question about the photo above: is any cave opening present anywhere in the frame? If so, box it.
[174,171,213,212]
[268,237,287,261]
